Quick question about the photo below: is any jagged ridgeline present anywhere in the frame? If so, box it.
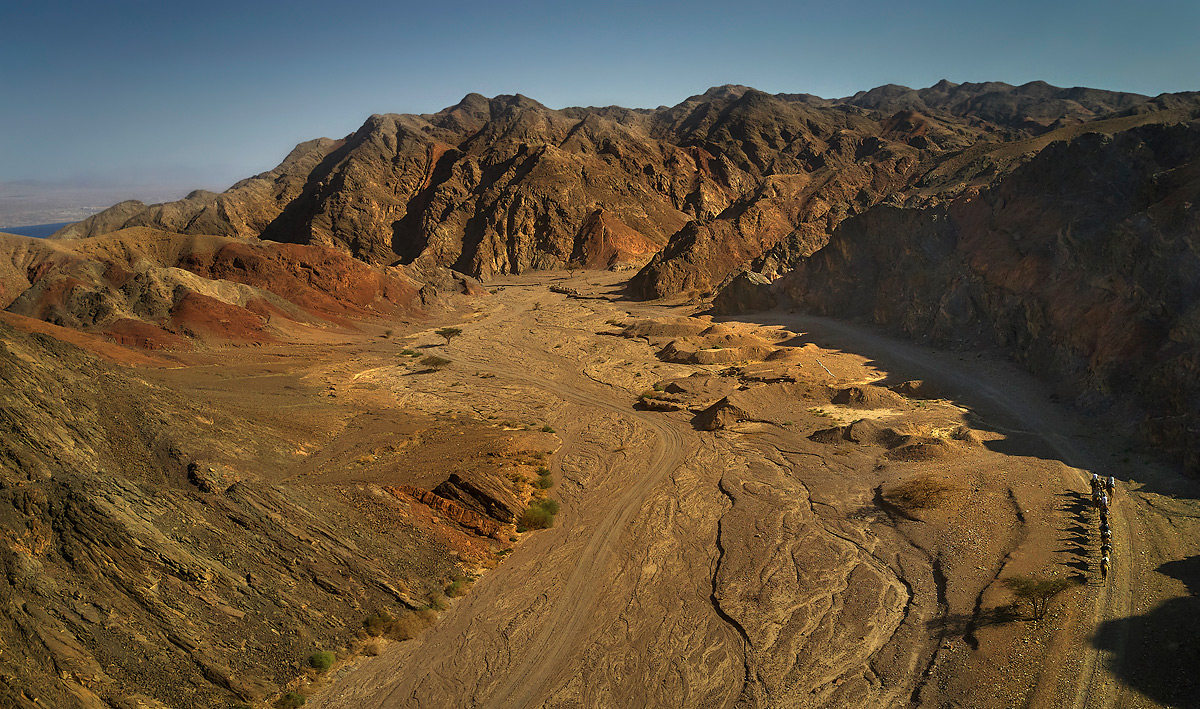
[56,81,1191,295]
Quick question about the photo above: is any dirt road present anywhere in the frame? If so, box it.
[308,280,1199,708]
[749,312,1199,709]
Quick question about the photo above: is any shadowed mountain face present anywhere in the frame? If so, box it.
[772,121,1200,472]
[53,81,1189,295]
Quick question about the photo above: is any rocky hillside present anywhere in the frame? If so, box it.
[0,313,556,708]
[0,227,453,349]
[53,81,1179,295]
[765,119,1200,471]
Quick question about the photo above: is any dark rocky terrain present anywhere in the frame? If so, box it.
[761,118,1200,473]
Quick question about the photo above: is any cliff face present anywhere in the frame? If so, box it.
[54,81,1180,293]
[775,121,1200,470]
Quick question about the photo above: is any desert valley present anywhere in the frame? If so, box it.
[1,81,1199,709]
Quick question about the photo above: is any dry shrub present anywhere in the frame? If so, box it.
[362,638,386,656]
[362,608,437,642]
[388,611,429,640]
[886,476,956,510]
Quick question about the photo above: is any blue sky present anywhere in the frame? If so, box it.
[2,0,1197,194]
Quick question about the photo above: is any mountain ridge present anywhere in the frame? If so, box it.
[53,80,1193,293]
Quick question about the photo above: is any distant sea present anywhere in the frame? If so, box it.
[0,222,74,238]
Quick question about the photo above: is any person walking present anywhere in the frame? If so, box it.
[1101,554,1111,577]
[1106,475,1116,497]
[1099,493,1109,513]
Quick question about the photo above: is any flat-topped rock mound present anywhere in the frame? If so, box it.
[0,227,443,349]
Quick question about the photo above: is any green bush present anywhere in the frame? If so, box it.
[279,691,306,708]
[535,476,554,489]
[445,579,469,597]
[520,498,560,529]
[541,425,555,433]
[363,611,395,637]
[308,651,335,672]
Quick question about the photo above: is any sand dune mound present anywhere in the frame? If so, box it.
[692,382,828,430]
[809,419,907,446]
[889,379,943,399]
[886,438,956,461]
[810,418,980,460]
[830,384,908,409]
[621,317,711,345]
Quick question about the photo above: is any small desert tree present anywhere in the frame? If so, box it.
[435,327,462,345]
[420,355,451,371]
[1004,575,1075,620]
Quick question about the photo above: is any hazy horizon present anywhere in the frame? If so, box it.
[4,0,1197,216]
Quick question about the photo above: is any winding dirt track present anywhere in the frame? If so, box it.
[312,288,1181,708]
[757,313,1139,709]
[312,285,705,708]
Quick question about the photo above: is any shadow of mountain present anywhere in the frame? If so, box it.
[1092,556,1200,705]
[716,310,1200,501]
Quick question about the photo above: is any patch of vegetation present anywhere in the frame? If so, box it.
[1004,575,1078,620]
[399,349,418,356]
[535,475,554,489]
[382,329,394,338]
[363,611,394,637]
[885,476,955,511]
[445,577,470,597]
[541,425,555,433]
[520,498,560,530]
[420,355,452,370]
[308,650,335,672]
[279,692,306,708]
[435,327,462,345]
[361,608,436,641]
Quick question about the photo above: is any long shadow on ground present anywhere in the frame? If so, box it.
[1093,555,1200,705]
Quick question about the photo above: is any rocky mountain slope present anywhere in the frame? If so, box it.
[0,310,558,708]
[763,119,1200,472]
[53,81,1178,295]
